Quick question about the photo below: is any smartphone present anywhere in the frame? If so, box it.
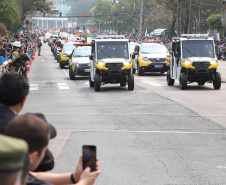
[82,145,96,172]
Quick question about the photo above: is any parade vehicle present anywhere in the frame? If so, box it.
[43,33,52,43]
[59,42,75,69]
[50,30,58,38]
[89,38,134,91]
[167,34,221,90]
[68,43,91,80]
[66,36,81,43]
[59,32,69,40]
[131,43,169,75]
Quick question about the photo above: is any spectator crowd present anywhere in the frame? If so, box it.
[0,30,101,185]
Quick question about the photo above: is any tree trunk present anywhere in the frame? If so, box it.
[171,15,176,38]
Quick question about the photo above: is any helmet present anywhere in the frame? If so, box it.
[13,42,22,48]
[58,40,61,42]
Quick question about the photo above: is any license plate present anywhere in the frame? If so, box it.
[154,64,163,68]
[84,69,90,72]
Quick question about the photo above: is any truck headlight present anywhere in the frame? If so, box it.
[142,57,149,62]
[210,60,218,65]
[123,61,131,66]
[97,61,105,66]
[184,60,192,65]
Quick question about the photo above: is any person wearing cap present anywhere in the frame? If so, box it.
[5,114,101,185]
[8,41,23,73]
[0,73,55,172]
[0,134,29,185]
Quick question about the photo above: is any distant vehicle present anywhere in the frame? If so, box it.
[59,32,69,40]
[68,43,91,80]
[43,33,52,43]
[66,36,81,42]
[151,28,178,39]
[167,34,221,90]
[50,30,58,38]
[132,43,170,75]
[59,42,75,69]
[89,39,134,91]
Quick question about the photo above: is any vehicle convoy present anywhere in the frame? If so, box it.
[69,43,91,80]
[89,39,134,91]
[132,43,170,75]
[167,34,221,90]
[59,42,75,69]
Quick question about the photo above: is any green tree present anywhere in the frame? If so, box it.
[206,14,223,31]
[92,0,116,32]
[0,0,21,32]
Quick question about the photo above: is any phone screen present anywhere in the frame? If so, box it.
[82,145,96,172]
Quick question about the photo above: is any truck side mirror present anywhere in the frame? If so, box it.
[89,55,93,60]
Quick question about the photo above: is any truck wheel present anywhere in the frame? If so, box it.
[89,73,94,87]
[167,70,174,86]
[180,73,187,90]
[128,75,134,91]
[69,69,75,80]
[59,62,64,69]
[213,72,221,90]
[137,63,143,76]
[94,74,101,91]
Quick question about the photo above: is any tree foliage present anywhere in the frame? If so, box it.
[0,0,21,31]
[0,0,52,33]
[206,14,223,31]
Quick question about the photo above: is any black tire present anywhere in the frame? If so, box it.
[179,73,187,90]
[128,75,134,90]
[213,72,221,90]
[137,62,143,76]
[120,81,127,87]
[69,69,75,80]
[89,73,94,87]
[59,61,64,69]
[167,70,175,86]
[94,74,101,91]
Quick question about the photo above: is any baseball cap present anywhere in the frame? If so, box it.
[27,113,57,139]
[0,134,29,172]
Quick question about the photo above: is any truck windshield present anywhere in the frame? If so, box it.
[182,40,215,58]
[97,41,129,59]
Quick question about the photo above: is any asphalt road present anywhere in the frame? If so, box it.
[21,41,226,185]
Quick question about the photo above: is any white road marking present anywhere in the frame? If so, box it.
[47,128,226,136]
[30,84,38,91]
[141,80,163,87]
[217,166,226,169]
[85,82,89,85]
[57,82,70,90]
[63,69,69,78]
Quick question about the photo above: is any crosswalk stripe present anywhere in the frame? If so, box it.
[85,82,89,85]
[57,83,70,90]
[30,84,38,91]
[141,80,163,87]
